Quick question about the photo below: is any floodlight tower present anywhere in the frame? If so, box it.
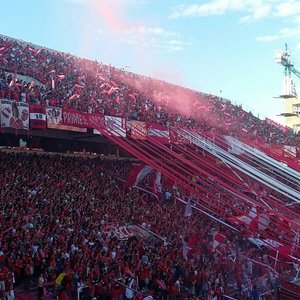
[275,44,300,132]
[275,43,298,98]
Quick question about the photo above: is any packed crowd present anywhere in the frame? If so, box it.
[0,151,293,300]
[0,36,299,147]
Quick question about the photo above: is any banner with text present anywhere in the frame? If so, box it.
[46,106,87,132]
[30,104,46,129]
[62,109,105,129]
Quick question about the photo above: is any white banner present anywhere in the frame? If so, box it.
[105,115,126,137]
[102,224,151,240]
[0,99,29,130]
[224,135,244,155]
[46,106,62,128]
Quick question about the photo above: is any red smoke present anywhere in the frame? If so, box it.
[76,0,220,127]
[113,71,218,126]
[87,0,134,32]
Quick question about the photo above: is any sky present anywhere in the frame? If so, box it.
[1,0,300,122]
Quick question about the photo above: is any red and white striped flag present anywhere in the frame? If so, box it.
[57,74,66,81]
[213,232,227,250]
[228,206,258,231]
[124,164,152,188]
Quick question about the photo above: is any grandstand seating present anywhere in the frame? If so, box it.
[0,35,300,146]
[1,35,300,300]
[0,151,285,299]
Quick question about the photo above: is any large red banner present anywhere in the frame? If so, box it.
[30,104,46,129]
[62,109,105,129]
[46,106,87,132]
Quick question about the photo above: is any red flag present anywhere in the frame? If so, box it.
[107,87,119,95]
[124,164,144,188]
[263,239,292,259]
[57,75,66,81]
[124,164,153,188]
[147,123,169,144]
[28,47,36,53]
[96,74,105,81]
[74,83,85,90]
[69,94,80,101]
[124,267,135,277]
[228,206,258,230]
[30,104,46,129]
[213,232,226,250]
[111,80,118,87]
[128,94,136,101]
[164,177,175,189]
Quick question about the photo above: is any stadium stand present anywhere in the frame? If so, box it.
[0,34,300,146]
[0,35,300,300]
[0,150,285,300]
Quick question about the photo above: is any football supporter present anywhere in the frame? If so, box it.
[0,36,299,147]
[0,151,285,299]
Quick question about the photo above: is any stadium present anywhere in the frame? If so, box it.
[1,6,300,300]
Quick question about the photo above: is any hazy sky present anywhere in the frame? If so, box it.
[2,0,300,121]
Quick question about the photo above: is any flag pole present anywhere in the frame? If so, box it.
[176,197,240,232]
[274,250,279,270]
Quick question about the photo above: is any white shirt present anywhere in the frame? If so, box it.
[21,92,26,102]
[125,278,135,299]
